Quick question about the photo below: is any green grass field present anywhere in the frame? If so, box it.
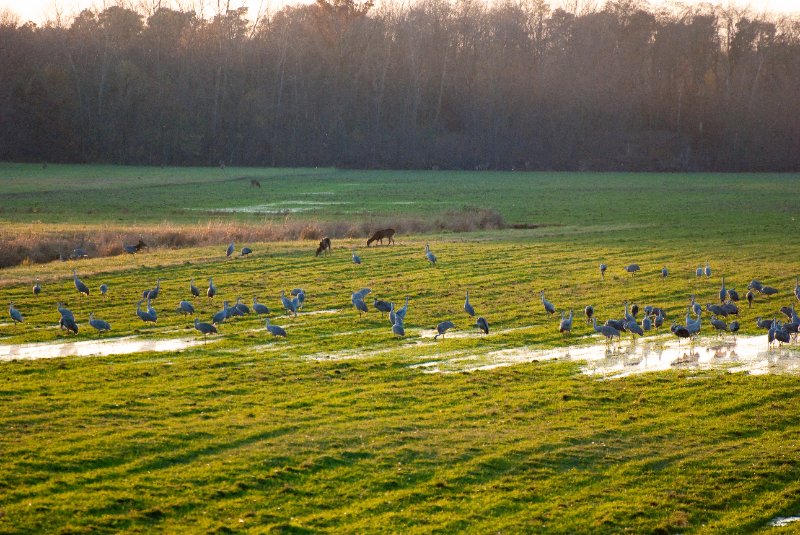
[1,165,800,532]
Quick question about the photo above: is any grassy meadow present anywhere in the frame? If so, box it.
[1,164,800,532]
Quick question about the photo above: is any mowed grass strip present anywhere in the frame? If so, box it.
[2,347,800,532]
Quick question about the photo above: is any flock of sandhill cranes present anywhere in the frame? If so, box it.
[6,243,800,351]
[547,261,800,349]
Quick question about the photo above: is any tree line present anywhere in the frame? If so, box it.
[1,0,798,171]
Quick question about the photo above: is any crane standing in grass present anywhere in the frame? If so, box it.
[265,318,287,338]
[464,290,475,317]
[207,277,217,300]
[9,302,23,325]
[425,243,437,265]
[540,290,556,316]
[194,318,218,339]
[89,313,111,333]
[73,269,90,299]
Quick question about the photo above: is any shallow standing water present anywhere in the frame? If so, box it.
[411,335,800,378]
[0,336,203,361]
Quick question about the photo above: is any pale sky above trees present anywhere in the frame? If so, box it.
[2,0,799,26]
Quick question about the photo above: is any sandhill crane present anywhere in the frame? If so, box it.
[755,317,773,330]
[728,321,740,336]
[671,322,691,340]
[425,243,437,265]
[178,300,195,316]
[57,302,74,321]
[226,242,235,257]
[775,328,792,347]
[374,299,392,316]
[9,303,23,325]
[696,266,703,277]
[281,291,297,317]
[396,296,410,321]
[661,266,668,278]
[746,290,755,308]
[719,277,726,303]
[353,288,371,299]
[240,247,252,257]
[600,263,607,279]
[654,310,665,329]
[60,315,78,335]
[233,297,250,315]
[624,264,640,275]
[226,303,244,318]
[89,313,111,333]
[212,301,230,325]
[252,297,270,315]
[728,288,739,302]
[99,284,108,298]
[686,311,702,336]
[33,278,41,296]
[605,319,627,332]
[142,278,161,300]
[721,301,739,316]
[592,317,620,345]
[623,302,636,323]
[626,319,644,339]
[351,292,369,316]
[123,243,138,254]
[265,318,287,338]
[710,316,728,336]
[540,290,556,316]
[392,321,405,337]
[73,269,89,299]
[761,286,779,296]
[689,295,702,316]
[464,290,475,317]
[292,289,306,310]
[476,316,489,335]
[207,277,217,300]
[559,310,573,336]
[434,321,455,340]
[795,277,800,302]
[748,280,763,292]
[704,261,711,278]
[352,248,362,265]
[642,315,652,331]
[389,303,397,326]
[190,279,200,299]
[706,303,727,318]
[136,300,157,324]
[194,318,218,338]
[584,305,594,325]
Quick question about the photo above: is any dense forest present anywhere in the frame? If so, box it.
[1,0,798,170]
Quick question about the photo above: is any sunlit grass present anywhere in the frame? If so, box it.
[2,167,800,532]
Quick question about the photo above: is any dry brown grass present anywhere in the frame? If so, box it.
[0,209,505,269]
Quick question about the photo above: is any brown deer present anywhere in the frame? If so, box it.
[367,228,395,247]
[250,179,261,188]
[315,237,332,256]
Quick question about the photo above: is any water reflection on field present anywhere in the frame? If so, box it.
[412,335,800,378]
[0,336,202,361]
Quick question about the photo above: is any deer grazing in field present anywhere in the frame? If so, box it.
[250,178,261,188]
[315,237,332,256]
[367,228,395,247]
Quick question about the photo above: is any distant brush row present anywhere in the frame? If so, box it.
[0,209,504,269]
